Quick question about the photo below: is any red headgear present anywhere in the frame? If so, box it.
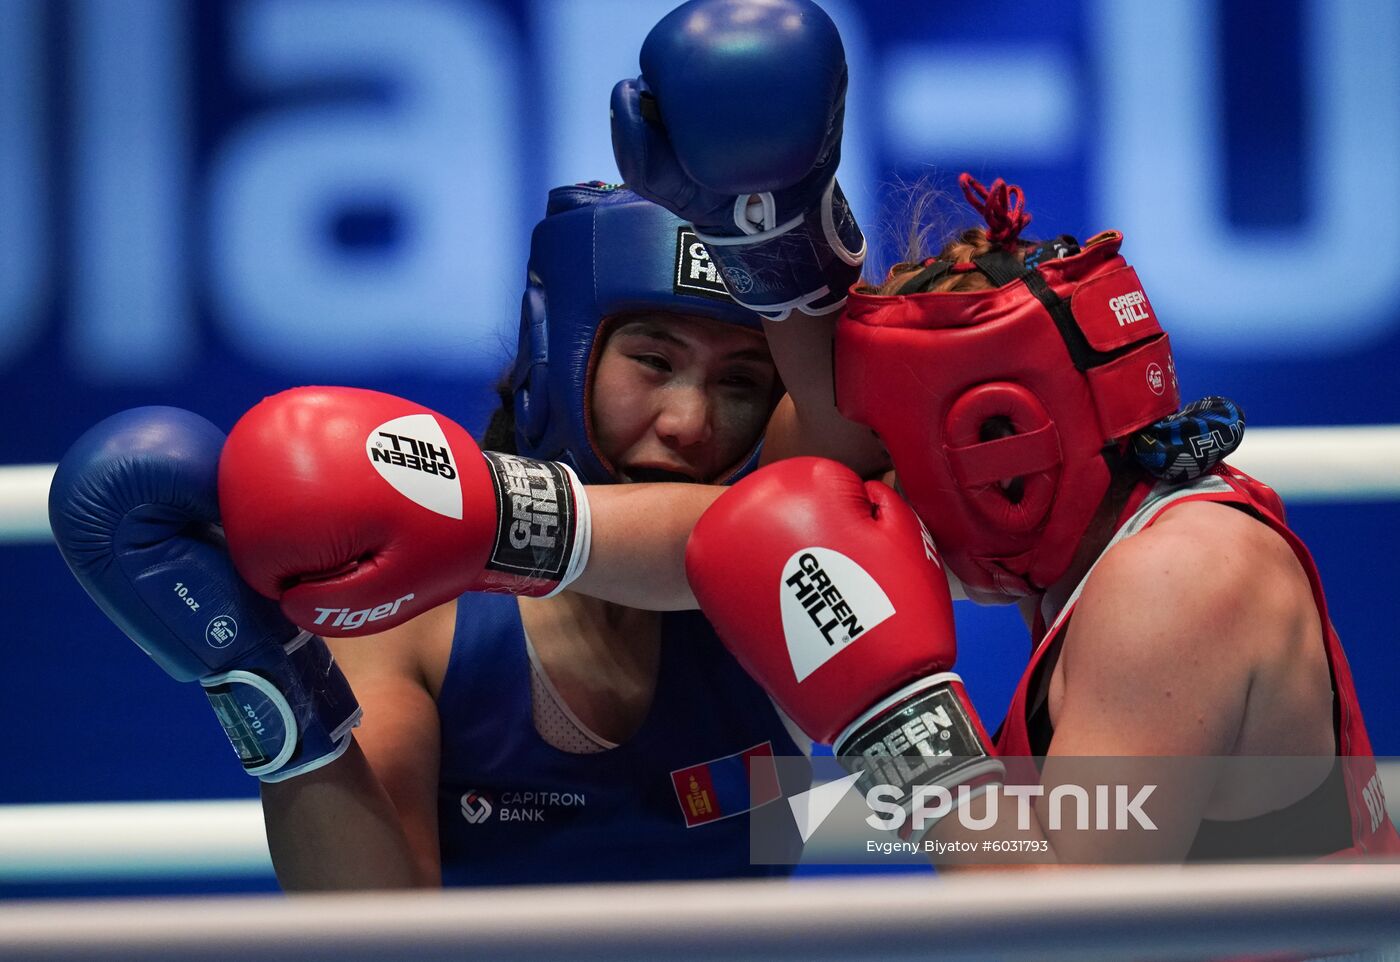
[835,175,1180,597]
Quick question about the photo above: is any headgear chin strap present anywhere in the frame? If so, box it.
[836,175,1181,597]
[512,183,765,485]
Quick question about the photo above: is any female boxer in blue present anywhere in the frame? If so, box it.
[49,183,807,889]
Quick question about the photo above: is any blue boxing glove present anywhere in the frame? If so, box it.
[611,0,865,320]
[49,407,361,782]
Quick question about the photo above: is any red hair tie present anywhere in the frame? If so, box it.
[959,173,1032,252]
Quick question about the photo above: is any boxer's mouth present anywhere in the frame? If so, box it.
[622,464,701,484]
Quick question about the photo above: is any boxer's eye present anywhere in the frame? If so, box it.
[718,371,761,391]
[631,353,672,373]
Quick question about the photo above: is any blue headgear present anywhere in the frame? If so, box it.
[512,183,766,485]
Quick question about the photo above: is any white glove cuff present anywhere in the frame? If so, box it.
[541,461,591,597]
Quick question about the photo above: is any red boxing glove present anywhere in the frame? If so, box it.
[686,457,1001,833]
[219,387,590,637]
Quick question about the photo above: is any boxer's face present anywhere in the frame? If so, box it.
[591,314,778,483]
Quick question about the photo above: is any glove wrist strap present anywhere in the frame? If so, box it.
[477,453,591,597]
[833,672,1003,843]
[202,631,361,782]
[694,178,866,320]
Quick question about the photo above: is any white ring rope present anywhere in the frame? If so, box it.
[1,863,1398,962]
[0,800,273,881]
[6,425,1400,545]
[1226,425,1400,502]
[4,763,1399,884]
[0,463,61,544]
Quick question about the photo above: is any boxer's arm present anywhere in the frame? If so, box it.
[759,314,890,474]
[570,482,725,611]
[932,512,1294,868]
[259,740,431,890]
[261,609,447,890]
[1032,509,1300,862]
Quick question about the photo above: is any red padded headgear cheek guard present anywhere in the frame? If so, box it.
[835,231,1180,598]
[944,384,1059,534]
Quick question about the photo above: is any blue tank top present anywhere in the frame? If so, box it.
[437,593,808,885]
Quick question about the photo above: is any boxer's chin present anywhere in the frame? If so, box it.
[622,466,700,484]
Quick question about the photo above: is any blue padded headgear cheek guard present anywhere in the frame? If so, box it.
[511,281,550,451]
[512,183,767,485]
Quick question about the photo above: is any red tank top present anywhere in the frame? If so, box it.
[994,465,1400,858]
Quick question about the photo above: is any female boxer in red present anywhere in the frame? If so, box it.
[612,0,1400,864]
